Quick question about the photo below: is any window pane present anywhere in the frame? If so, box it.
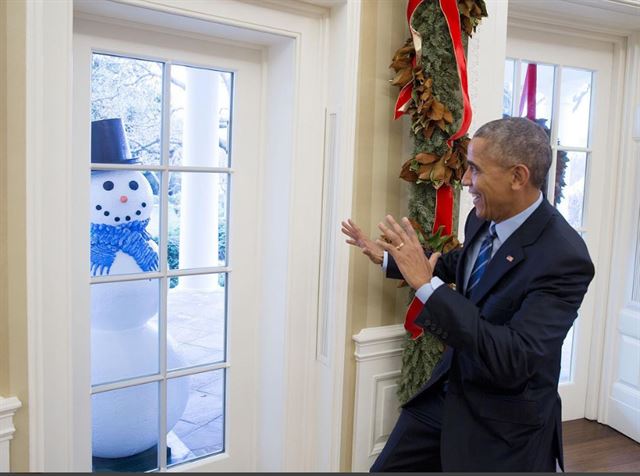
[168,172,228,270]
[91,279,160,386]
[168,370,225,466]
[555,151,588,228]
[517,62,555,134]
[168,274,226,370]
[558,67,593,148]
[560,325,575,383]
[91,54,163,165]
[503,58,515,117]
[92,382,160,472]
[90,170,161,277]
[170,65,232,167]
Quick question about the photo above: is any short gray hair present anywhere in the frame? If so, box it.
[473,117,552,189]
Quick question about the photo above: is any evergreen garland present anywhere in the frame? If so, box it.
[391,0,487,405]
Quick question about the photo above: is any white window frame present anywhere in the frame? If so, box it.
[87,50,237,470]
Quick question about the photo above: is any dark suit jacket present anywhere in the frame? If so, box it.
[386,199,594,471]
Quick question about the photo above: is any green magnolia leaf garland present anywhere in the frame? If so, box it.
[390,0,487,405]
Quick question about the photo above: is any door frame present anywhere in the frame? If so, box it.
[503,8,638,426]
[25,0,361,471]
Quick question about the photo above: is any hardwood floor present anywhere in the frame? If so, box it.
[563,419,640,472]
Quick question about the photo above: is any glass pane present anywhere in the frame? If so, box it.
[91,279,160,386]
[170,65,232,167]
[90,169,161,277]
[517,62,555,134]
[91,54,163,165]
[503,58,515,117]
[560,325,575,383]
[554,151,588,228]
[168,370,225,466]
[168,172,228,270]
[168,274,227,370]
[92,382,160,472]
[558,67,593,148]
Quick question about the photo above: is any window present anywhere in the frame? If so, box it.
[503,58,595,382]
[89,53,232,471]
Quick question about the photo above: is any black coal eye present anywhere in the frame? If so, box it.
[103,181,114,191]
[96,205,102,210]
[129,181,139,191]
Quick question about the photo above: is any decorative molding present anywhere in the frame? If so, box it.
[507,15,628,44]
[351,325,406,471]
[0,396,22,472]
[608,382,640,442]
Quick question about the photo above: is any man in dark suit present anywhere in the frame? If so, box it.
[341,117,594,471]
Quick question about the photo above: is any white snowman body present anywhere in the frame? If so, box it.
[91,170,158,329]
[90,169,189,459]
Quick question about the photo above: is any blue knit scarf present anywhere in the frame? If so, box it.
[90,219,159,275]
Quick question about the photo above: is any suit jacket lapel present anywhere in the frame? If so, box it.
[469,199,555,304]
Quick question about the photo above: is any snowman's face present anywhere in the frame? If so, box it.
[91,170,154,225]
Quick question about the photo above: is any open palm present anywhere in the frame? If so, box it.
[341,219,384,265]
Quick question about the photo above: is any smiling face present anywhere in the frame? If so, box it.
[462,137,518,223]
[91,170,153,225]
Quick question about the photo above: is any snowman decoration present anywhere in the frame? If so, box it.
[90,118,189,459]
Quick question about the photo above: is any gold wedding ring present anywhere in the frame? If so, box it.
[395,242,405,251]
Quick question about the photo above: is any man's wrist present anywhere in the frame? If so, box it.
[415,276,445,303]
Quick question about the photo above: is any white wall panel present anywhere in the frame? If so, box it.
[351,325,405,472]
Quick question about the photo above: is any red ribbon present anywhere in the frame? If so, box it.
[431,0,470,236]
[433,184,454,235]
[519,63,538,120]
[394,0,425,119]
[394,78,414,120]
[404,296,425,340]
[439,0,472,147]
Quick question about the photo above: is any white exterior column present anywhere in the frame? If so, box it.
[0,396,22,472]
[180,68,221,290]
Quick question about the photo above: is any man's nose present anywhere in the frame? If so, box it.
[461,167,471,187]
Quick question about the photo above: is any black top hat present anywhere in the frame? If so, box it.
[91,118,139,164]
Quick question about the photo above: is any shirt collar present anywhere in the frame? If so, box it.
[491,192,543,244]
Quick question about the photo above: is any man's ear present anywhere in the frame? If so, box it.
[511,164,530,190]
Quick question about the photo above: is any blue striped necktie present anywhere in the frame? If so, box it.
[466,223,497,298]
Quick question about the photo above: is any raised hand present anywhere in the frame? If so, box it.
[341,218,385,265]
[376,215,440,290]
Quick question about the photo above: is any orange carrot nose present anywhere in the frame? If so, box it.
[120,195,128,203]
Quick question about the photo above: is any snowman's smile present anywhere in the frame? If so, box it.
[95,201,147,224]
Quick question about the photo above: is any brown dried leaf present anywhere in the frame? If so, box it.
[444,167,453,184]
[423,123,436,139]
[389,57,412,72]
[399,159,419,182]
[430,160,446,186]
[443,109,454,123]
[429,101,445,121]
[415,152,439,165]
[418,164,434,181]
[390,68,413,87]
